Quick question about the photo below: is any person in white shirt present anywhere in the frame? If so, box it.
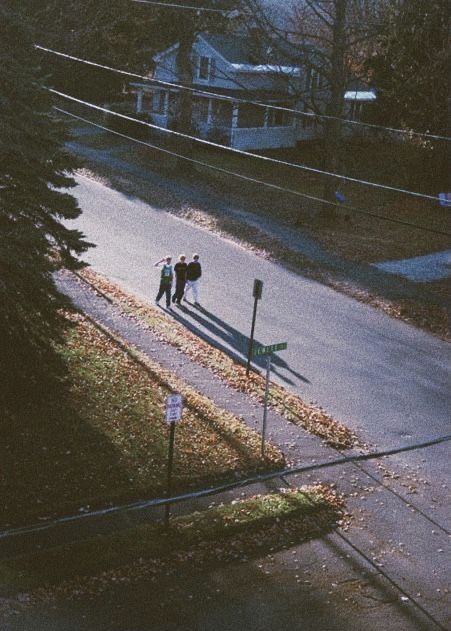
[183,253,202,306]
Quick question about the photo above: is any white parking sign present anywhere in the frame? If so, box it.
[165,394,183,423]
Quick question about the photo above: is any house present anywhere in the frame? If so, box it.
[344,80,377,123]
[131,33,375,151]
[132,32,307,151]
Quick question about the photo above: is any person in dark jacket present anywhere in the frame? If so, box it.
[183,253,202,305]
[154,255,173,309]
[172,254,187,305]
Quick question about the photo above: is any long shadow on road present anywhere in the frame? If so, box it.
[169,302,310,386]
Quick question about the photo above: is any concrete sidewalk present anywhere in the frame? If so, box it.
[1,271,447,631]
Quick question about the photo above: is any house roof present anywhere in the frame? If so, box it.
[344,90,376,102]
[200,32,305,69]
[153,32,305,73]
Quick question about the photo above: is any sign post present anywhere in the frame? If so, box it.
[252,342,287,457]
[261,353,271,457]
[164,394,183,528]
[246,279,263,377]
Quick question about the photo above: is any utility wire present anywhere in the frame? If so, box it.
[36,44,451,142]
[280,472,448,630]
[55,107,451,237]
[75,266,449,537]
[131,0,232,12]
[49,88,443,204]
[1,433,449,540]
[335,530,447,630]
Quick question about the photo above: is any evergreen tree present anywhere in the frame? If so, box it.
[22,0,165,102]
[368,0,448,136]
[0,6,90,406]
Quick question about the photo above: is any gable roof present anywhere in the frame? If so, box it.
[200,32,304,68]
[153,32,305,72]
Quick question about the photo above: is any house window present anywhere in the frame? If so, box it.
[306,69,324,92]
[153,91,166,114]
[141,92,154,112]
[197,56,216,82]
[268,104,291,127]
[211,100,232,127]
[302,105,316,129]
[349,101,363,121]
[237,103,265,128]
[193,97,209,123]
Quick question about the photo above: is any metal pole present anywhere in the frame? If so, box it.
[246,295,259,376]
[261,353,271,457]
[164,421,176,528]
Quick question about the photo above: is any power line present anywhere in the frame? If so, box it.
[49,88,443,203]
[55,107,451,237]
[36,44,451,142]
[131,0,234,12]
[1,432,449,540]
[334,530,447,630]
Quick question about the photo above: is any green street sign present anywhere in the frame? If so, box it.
[252,342,287,357]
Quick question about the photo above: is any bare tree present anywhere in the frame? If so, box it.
[244,0,386,219]
[167,1,242,173]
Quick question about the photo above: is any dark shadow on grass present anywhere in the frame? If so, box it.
[0,379,143,531]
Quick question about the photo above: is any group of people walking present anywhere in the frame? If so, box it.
[154,253,202,309]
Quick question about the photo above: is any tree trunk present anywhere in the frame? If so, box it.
[174,18,196,174]
[321,0,347,221]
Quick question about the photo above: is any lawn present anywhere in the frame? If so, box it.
[1,312,283,528]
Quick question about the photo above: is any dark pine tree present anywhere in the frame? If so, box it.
[0,6,90,408]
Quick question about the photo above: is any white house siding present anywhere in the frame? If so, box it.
[231,126,296,150]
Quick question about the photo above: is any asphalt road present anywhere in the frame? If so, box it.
[66,173,450,522]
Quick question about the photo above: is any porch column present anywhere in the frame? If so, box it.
[232,103,239,128]
[136,90,143,113]
[163,91,169,115]
[207,98,213,126]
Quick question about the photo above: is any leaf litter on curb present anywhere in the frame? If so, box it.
[79,267,357,449]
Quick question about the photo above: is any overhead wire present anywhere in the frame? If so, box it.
[131,0,232,12]
[55,107,451,237]
[334,530,447,630]
[278,474,448,630]
[49,88,444,204]
[1,432,449,540]
[36,44,451,142]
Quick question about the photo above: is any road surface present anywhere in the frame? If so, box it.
[67,174,450,514]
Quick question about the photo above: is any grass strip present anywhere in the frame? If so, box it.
[79,268,357,449]
[0,486,343,599]
[1,312,282,528]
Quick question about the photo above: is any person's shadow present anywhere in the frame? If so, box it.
[171,302,310,386]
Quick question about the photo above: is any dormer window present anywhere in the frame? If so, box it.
[197,56,216,82]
